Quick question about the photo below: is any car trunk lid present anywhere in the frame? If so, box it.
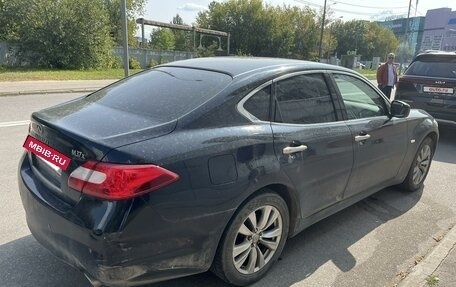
[27,103,177,206]
[24,66,232,206]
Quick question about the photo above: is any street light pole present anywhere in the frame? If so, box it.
[318,0,327,61]
[404,0,412,45]
[121,0,129,77]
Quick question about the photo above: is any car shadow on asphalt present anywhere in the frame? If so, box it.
[0,235,92,287]
[433,126,456,164]
[146,187,427,287]
[251,186,428,287]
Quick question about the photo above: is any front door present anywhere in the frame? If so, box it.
[331,73,408,198]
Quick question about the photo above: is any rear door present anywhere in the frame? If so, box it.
[331,73,408,198]
[270,72,354,218]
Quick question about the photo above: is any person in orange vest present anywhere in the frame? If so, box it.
[376,52,398,100]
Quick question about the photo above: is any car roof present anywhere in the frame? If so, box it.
[162,57,353,78]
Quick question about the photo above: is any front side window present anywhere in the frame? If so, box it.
[274,74,336,124]
[334,74,387,120]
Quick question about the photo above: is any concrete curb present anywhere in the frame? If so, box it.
[0,88,99,97]
[398,225,456,287]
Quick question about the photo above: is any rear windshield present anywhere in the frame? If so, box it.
[405,57,456,79]
[87,67,232,121]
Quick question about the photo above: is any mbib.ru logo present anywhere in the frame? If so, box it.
[23,136,71,170]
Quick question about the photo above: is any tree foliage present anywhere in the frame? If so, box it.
[150,28,176,51]
[1,0,113,68]
[0,0,144,69]
[395,41,413,63]
[172,14,193,51]
[103,0,146,47]
[0,0,19,41]
[196,0,399,61]
[330,20,398,60]
[194,0,333,59]
[0,0,402,68]
[145,13,194,51]
[196,0,282,56]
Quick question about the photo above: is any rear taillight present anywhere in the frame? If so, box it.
[68,161,179,200]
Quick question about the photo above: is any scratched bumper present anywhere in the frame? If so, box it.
[18,154,232,286]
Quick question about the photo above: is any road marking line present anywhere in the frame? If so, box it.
[0,120,30,128]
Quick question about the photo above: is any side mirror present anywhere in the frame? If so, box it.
[390,100,411,118]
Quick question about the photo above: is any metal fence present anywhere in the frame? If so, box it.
[0,42,19,66]
[112,47,196,68]
[0,42,195,68]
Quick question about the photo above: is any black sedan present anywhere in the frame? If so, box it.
[18,57,438,287]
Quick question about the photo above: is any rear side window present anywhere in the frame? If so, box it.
[405,57,456,78]
[87,67,232,122]
[243,86,271,121]
[274,73,336,124]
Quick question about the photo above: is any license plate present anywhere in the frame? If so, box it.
[423,86,454,94]
[23,135,71,170]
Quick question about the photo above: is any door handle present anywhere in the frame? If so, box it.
[355,134,371,142]
[283,145,308,155]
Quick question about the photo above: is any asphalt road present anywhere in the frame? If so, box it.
[0,92,455,287]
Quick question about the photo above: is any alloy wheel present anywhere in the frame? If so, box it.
[412,144,431,185]
[232,205,283,274]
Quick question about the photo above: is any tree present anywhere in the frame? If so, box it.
[330,20,398,60]
[0,0,21,41]
[172,14,192,51]
[103,0,146,47]
[395,41,413,63]
[1,0,113,69]
[196,1,321,58]
[196,0,274,56]
[267,6,297,58]
[287,6,319,59]
[0,0,150,68]
[363,22,399,60]
[150,28,176,51]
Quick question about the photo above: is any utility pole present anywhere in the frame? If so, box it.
[404,0,412,45]
[121,0,129,77]
[318,0,327,61]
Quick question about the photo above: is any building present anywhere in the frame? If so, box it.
[420,8,456,52]
[377,17,425,56]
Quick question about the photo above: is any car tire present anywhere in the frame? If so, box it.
[401,137,435,192]
[211,191,289,286]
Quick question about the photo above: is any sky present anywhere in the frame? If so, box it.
[137,0,456,37]
[142,0,456,23]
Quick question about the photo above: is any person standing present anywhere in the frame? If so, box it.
[376,53,398,100]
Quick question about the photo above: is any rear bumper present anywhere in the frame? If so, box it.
[435,118,456,126]
[427,112,456,126]
[18,153,232,286]
[398,101,456,125]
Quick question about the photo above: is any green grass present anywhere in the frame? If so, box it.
[354,69,376,80]
[0,67,143,81]
[426,274,440,286]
